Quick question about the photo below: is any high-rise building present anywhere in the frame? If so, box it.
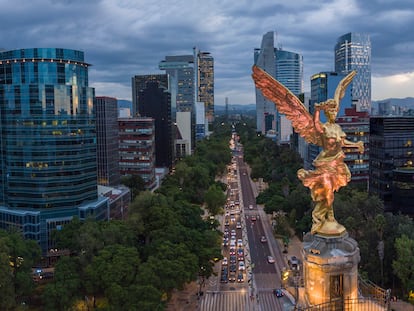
[175,111,192,158]
[335,32,371,112]
[131,74,168,117]
[254,31,303,143]
[118,117,156,190]
[337,107,370,188]
[138,80,173,169]
[159,55,195,153]
[369,117,414,213]
[159,55,194,113]
[96,96,120,187]
[0,48,108,253]
[195,48,214,125]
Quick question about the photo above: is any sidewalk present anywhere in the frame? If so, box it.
[166,281,199,311]
[391,301,414,311]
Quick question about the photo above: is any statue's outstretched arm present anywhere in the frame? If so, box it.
[343,139,364,153]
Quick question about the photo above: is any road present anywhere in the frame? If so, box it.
[199,134,294,311]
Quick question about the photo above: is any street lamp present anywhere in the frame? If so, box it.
[198,266,206,299]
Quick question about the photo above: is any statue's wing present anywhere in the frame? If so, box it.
[334,70,356,105]
[252,65,321,145]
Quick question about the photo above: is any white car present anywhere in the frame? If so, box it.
[267,256,275,264]
[238,261,245,271]
[237,239,243,247]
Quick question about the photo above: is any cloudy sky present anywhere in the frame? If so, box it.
[1,0,413,105]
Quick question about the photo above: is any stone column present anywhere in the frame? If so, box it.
[302,232,360,308]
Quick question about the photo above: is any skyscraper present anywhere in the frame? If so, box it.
[159,55,194,113]
[96,96,120,187]
[335,32,371,112]
[195,49,215,125]
[0,48,108,252]
[131,74,168,117]
[159,55,195,153]
[369,116,414,213]
[138,80,173,169]
[254,31,303,143]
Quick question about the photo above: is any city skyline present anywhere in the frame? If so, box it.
[1,0,413,105]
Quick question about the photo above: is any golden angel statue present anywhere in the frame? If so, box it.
[252,65,364,236]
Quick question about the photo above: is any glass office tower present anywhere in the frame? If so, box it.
[254,31,303,143]
[335,32,371,112]
[0,48,108,253]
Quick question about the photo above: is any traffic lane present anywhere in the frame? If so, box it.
[245,215,276,274]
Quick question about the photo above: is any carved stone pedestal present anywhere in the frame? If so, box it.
[302,232,360,307]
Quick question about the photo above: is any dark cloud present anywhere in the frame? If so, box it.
[0,0,413,104]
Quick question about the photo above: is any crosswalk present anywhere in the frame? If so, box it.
[199,290,294,311]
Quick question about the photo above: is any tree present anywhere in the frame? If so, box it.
[84,244,141,309]
[120,175,146,199]
[393,234,414,297]
[0,230,41,305]
[0,238,15,310]
[204,184,226,215]
[42,256,81,311]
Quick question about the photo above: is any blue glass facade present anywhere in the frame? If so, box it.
[254,31,303,143]
[0,48,108,253]
[335,33,371,112]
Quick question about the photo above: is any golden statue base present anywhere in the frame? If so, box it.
[312,220,346,237]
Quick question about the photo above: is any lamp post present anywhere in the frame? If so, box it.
[198,266,206,299]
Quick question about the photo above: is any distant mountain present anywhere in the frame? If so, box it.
[372,97,414,107]
[215,104,256,112]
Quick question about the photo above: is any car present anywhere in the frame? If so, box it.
[260,236,267,243]
[225,220,230,226]
[230,264,237,272]
[222,257,228,265]
[274,288,284,297]
[237,272,244,283]
[220,273,228,283]
[238,261,245,271]
[231,229,236,236]
[229,272,236,282]
[289,256,300,270]
[229,248,236,255]
[236,222,242,229]
[248,204,254,210]
[230,216,236,222]
[267,256,275,264]
[237,239,243,247]
[251,215,257,221]
[229,255,237,264]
